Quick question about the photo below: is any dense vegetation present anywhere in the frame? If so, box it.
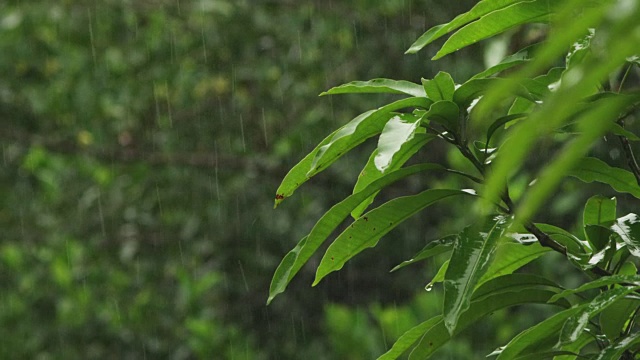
[271,0,640,359]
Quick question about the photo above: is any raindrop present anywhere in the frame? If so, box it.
[238,261,249,292]
[239,114,246,152]
[261,108,268,147]
[425,285,433,292]
[97,189,106,238]
[87,8,97,67]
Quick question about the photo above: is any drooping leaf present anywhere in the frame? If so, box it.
[310,98,432,177]
[391,235,456,272]
[594,332,640,360]
[549,275,640,303]
[405,0,523,54]
[560,286,640,344]
[375,316,442,360]
[267,164,446,304]
[496,306,584,360]
[374,114,423,172]
[313,189,472,285]
[443,216,511,334]
[422,72,456,101]
[273,97,432,206]
[433,0,557,60]
[320,78,426,97]
[478,241,551,287]
[409,287,565,359]
[568,157,640,199]
[426,260,449,289]
[351,132,435,218]
[611,213,640,258]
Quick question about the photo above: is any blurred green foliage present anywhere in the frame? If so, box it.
[0,0,493,358]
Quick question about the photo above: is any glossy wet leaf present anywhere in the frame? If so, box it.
[310,97,432,177]
[320,78,426,97]
[534,223,592,258]
[351,132,434,219]
[610,123,640,141]
[274,97,431,206]
[548,275,640,303]
[584,225,614,253]
[472,273,563,302]
[594,332,640,360]
[478,241,550,286]
[453,78,537,111]
[496,307,583,360]
[409,287,564,359]
[426,260,449,289]
[267,164,446,304]
[422,72,455,101]
[405,0,522,54]
[391,235,456,272]
[314,189,472,286]
[376,316,442,360]
[443,216,511,334]
[374,114,423,172]
[560,286,640,344]
[568,158,640,199]
[433,0,556,60]
[612,213,640,257]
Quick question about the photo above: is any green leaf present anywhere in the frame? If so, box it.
[313,189,472,285]
[471,43,538,80]
[472,273,563,302]
[453,78,537,111]
[374,114,423,172]
[486,113,529,146]
[423,100,460,133]
[560,286,640,344]
[351,132,435,219]
[584,225,614,253]
[478,241,551,286]
[409,287,565,359]
[443,216,511,334]
[426,260,449,289]
[405,0,523,54]
[600,298,640,341]
[391,235,456,272]
[376,316,442,360]
[433,0,556,60]
[612,213,640,258]
[584,195,617,227]
[310,97,432,177]
[610,123,640,141]
[320,78,426,97]
[496,307,583,360]
[568,157,640,200]
[422,72,456,101]
[514,96,632,224]
[549,275,640,303]
[267,163,446,304]
[274,96,432,206]
[594,332,640,360]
